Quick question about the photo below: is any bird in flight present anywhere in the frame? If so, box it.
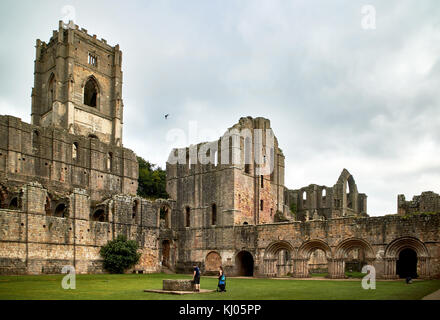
[165,114,170,120]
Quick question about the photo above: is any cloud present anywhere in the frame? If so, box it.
[0,0,439,216]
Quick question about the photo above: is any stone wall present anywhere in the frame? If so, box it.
[0,182,174,275]
[0,115,137,203]
[172,213,440,279]
[285,169,368,222]
[166,117,288,230]
[398,191,440,215]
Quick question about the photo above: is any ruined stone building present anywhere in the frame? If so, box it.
[398,191,440,216]
[166,117,439,279]
[0,22,439,279]
[0,21,174,274]
[285,169,368,222]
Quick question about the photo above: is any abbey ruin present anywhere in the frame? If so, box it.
[0,22,439,279]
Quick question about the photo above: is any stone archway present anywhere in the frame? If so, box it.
[397,248,418,278]
[296,240,332,278]
[263,241,294,277]
[205,251,222,274]
[334,238,375,277]
[384,237,430,279]
[236,251,254,276]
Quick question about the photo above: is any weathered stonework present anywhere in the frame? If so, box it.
[0,115,137,203]
[0,181,175,275]
[31,21,123,146]
[0,21,439,280]
[166,117,440,279]
[163,279,195,292]
[285,169,368,222]
[398,191,440,216]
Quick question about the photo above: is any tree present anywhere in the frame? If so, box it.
[137,156,169,199]
[100,235,141,274]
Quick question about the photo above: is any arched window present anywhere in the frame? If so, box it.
[32,130,40,154]
[54,203,67,218]
[72,143,78,161]
[9,197,19,210]
[185,207,190,227]
[132,200,139,219]
[159,206,171,228]
[322,189,327,203]
[244,137,252,174]
[346,181,353,209]
[211,204,217,226]
[107,152,113,171]
[84,77,98,107]
[48,74,55,108]
[92,209,107,222]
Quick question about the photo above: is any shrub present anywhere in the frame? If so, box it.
[100,235,141,274]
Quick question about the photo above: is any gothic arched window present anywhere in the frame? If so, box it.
[84,77,98,107]
[48,74,56,109]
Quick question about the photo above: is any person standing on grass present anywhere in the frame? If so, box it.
[193,264,201,292]
[218,266,226,292]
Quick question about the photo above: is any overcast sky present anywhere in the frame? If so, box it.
[1,0,439,216]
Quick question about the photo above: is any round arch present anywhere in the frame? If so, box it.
[384,237,430,279]
[297,239,332,259]
[205,251,222,272]
[54,203,68,218]
[235,250,254,276]
[384,237,429,259]
[92,208,107,222]
[334,238,375,260]
[264,240,295,260]
[263,241,294,277]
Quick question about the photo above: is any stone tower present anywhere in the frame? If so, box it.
[31,21,124,146]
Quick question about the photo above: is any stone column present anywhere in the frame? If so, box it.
[329,259,345,279]
[294,258,309,278]
[418,257,430,278]
[383,258,398,279]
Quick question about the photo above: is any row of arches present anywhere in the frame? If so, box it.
[261,237,430,279]
[201,237,428,278]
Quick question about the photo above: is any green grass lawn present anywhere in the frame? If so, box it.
[0,273,439,300]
